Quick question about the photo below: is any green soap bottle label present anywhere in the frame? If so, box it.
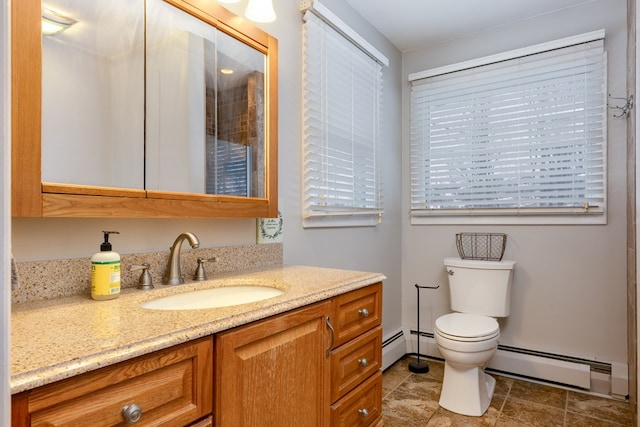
[91,261,121,296]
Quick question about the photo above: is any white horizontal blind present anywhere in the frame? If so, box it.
[207,140,250,196]
[410,38,607,216]
[302,10,384,227]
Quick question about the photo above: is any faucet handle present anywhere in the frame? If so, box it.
[128,263,154,290]
[193,257,218,281]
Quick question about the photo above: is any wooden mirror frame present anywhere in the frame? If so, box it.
[12,0,278,218]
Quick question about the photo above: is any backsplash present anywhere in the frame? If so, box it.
[12,243,283,304]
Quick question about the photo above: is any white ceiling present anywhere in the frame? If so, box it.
[344,0,598,52]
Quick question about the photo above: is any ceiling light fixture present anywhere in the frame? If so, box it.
[216,0,276,23]
[41,7,77,36]
[244,0,276,23]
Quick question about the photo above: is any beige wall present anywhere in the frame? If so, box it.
[401,0,629,364]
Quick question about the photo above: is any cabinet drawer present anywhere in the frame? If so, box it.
[331,326,382,402]
[331,283,382,347]
[330,371,382,427]
[17,337,213,427]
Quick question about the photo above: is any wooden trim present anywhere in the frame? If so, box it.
[214,194,268,204]
[11,392,30,427]
[266,34,279,217]
[43,183,146,198]
[145,190,222,201]
[215,18,270,54]
[190,415,214,427]
[11,0,42,217]
[164,0,270,50]
[145,190,267,204]
[42,193,273,218]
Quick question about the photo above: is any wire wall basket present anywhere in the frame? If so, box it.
[456,232,507,261]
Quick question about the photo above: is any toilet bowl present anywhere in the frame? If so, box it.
[435,257,515,416]
[435,312,499,416]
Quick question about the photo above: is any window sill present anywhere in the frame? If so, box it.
[410,207,606,225]
[303,212,382,228]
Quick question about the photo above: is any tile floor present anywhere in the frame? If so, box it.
[382,356,634,426]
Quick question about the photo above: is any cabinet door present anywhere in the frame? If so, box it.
[216,301,331,427]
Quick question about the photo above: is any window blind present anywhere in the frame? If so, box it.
[302,9,385,227]
[410,37,607,219]
[206,139,251,196]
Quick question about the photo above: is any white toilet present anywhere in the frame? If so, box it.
[435,256,516,416]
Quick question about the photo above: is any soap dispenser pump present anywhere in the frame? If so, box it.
[91,231,121,300]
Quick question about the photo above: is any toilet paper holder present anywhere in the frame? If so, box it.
[409,283,440,374]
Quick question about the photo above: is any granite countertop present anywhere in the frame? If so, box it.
[11,265,385,394]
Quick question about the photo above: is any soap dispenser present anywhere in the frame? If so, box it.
[91,231,121,300]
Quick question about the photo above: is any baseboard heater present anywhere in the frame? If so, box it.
[381,330,406,370]
[406,330,610,391]
[382,330,404,348]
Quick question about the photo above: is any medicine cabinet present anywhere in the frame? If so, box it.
[12,0,278,218]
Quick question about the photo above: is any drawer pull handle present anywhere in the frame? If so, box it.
[358,308,369,317]
[122,403,142,424]
[325,317,335,358]
[358,358,368,367]
[358,408,369,417]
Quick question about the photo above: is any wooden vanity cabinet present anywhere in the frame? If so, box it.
[329,283,383,427]
[11,283,383,427]
[11,337,213,427]
[215,282,383,427]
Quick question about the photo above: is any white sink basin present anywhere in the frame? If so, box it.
[141,285,284,310]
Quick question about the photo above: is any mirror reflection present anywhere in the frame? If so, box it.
[42,0,267,198]
[146,0,266,197]
[42,0,144,189]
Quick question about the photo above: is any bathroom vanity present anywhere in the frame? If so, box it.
[10,266,384,427]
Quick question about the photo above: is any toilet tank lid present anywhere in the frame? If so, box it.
[444,257,516,270]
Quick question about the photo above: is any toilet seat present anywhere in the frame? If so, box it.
[435,313,499,342]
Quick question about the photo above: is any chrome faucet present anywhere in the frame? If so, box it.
[163,232,200,285]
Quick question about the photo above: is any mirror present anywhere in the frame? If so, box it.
[41,0,267,198]
[12,0,277,218]
[42,0,145,189]
[146,0,266,197]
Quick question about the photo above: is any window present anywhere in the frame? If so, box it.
[410,31,607,225]
[301,1,388,228]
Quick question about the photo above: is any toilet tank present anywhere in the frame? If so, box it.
[444,257,516,317]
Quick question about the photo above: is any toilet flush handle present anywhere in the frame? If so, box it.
[447,269,454,275]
